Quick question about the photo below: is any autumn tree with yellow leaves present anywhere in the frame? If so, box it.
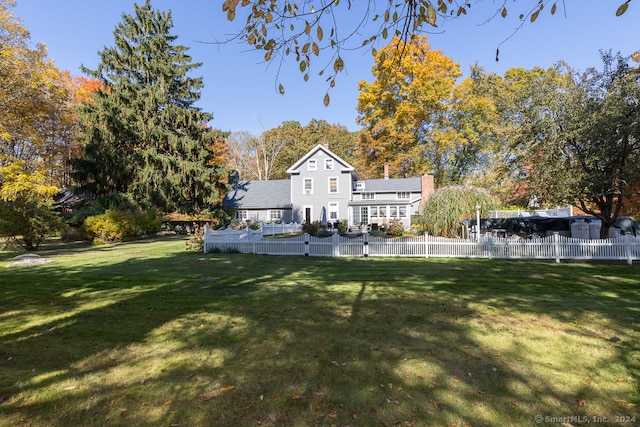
[0,0,79,248]
[355,35,496,186]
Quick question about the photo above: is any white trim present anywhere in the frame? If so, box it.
[269,210,283,221]
[328,176,338,194]
[324,158,334,170]
[328,202,339,221]
[286,144,355,174]
[303,177,313,195]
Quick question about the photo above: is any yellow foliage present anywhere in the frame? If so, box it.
[356,35,495,185]
[0,161,59,202]
[1,0,79,188]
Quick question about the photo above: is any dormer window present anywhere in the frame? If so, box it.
[355,181,365,191]
[324,158,334,170]
[308,159,317,171]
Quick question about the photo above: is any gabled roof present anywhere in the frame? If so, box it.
[286,144,356,175]
[223,180,291,209]
[356,177,422,193]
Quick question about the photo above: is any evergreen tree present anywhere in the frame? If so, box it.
[72,0,227,214]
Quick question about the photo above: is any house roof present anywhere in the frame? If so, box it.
[356,177,422,193]
[286,144,356,176]
[223,180,292,209]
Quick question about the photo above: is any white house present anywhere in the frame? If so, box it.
[223,144,434,229]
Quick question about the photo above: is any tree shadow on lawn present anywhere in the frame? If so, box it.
[0,251,638,426]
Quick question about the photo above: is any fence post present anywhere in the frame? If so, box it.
[304,233,310,256]
[363,233,369,257]
[203,225,209,253]
[553,232,560,264]
[487,235,493,259]
[626,233,633,266]
[424,233,429,258]
[332,233,340,257]
[252,231,257,255]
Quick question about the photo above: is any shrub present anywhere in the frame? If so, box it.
[84,210,162,243]
[248,220,262,230]
[385,218,405,236]
[0,197,63,250]
[229,219,245,230]
[416,185,499,238]
[337,219,348,234]
[315,228,334,238]
[302,220,321,236]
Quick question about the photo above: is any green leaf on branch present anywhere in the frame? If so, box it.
[616,1,630,16]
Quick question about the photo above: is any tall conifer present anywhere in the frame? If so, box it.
[72,0,227,214]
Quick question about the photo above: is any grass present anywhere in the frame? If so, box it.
[0,236,639,426]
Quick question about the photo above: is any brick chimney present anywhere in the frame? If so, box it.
[384,162,389,179]
[419,173,434,212]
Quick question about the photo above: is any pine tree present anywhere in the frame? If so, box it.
[72,0,227,214]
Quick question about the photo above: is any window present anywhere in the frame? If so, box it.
[304,178,313,195]
[362,192,374,200]
[354,206,368,224]
[307,159,317,171]
[370,206,378,217]
[237,210,249,221]
[329,177,338,193]
[397,192,411,200]
[269,210,282,221]
[399,206,407,217]
[379,206,387,217]
[324,158,334,170]
[390,206,398,217]
[356,181,365,191]
[329,202,339,220]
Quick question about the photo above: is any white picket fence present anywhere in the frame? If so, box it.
[203,228,640,264]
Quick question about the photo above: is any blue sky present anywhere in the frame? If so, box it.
[14,1,638,135]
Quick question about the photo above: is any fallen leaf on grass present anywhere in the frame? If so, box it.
[164,399,173,405]
[577,399,585,407]
[120,408,128,417]
[617,378,626,382]
[583,376,591,382]
[221,385,236,391]
[429,399,439,409]
[292,395,307,401]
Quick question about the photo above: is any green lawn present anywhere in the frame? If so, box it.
[0,236,638,426]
